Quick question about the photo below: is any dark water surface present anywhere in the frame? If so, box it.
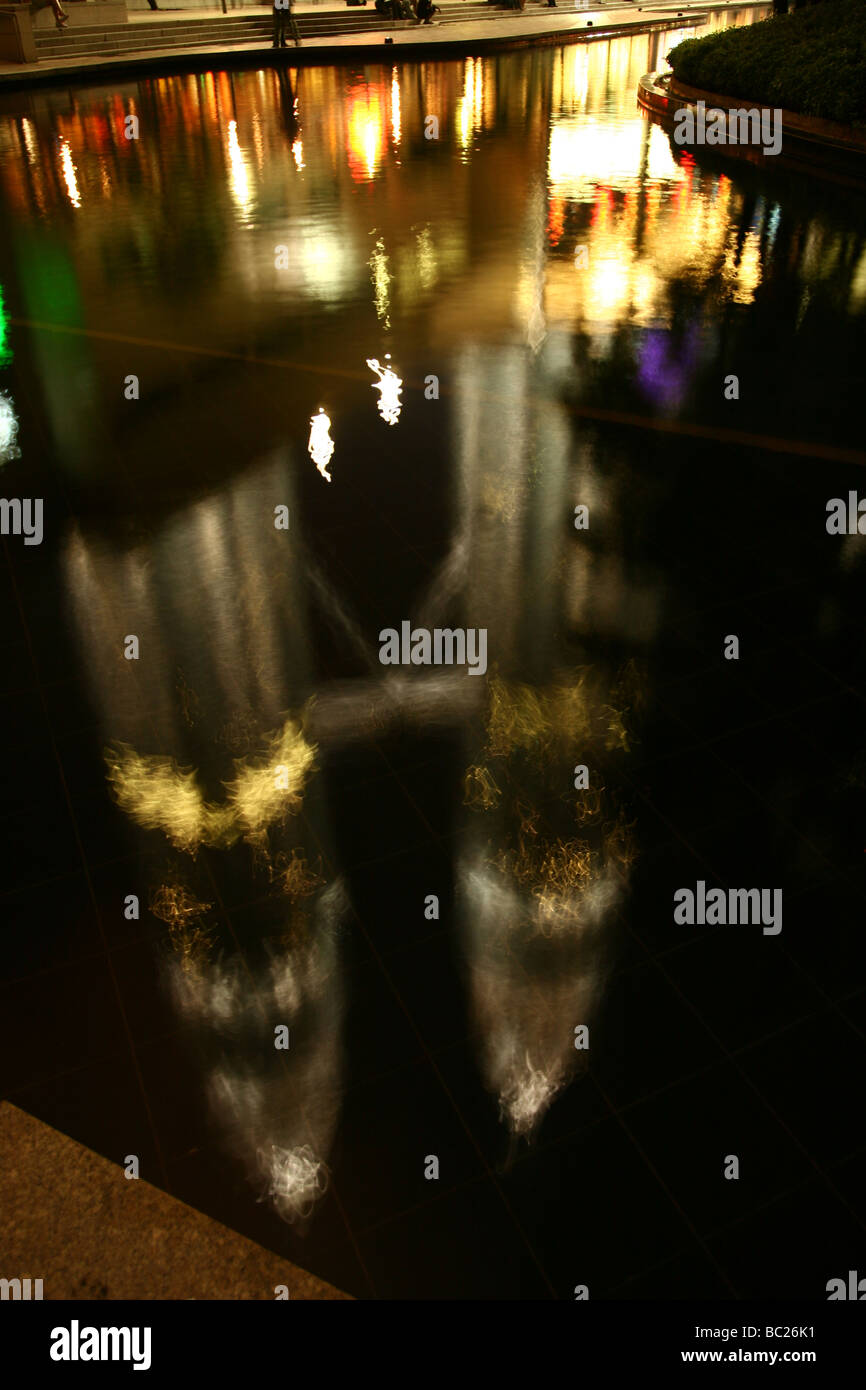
[1,8,866,1298]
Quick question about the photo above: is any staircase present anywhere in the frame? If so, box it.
[32,3,520,60]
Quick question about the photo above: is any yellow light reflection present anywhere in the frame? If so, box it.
[724,228,762,304]
[474,54,484,125]
[347,84,385,182]
[587,256,632,321]
[369,237,391,327]
[416,225,437,291]
[150,883,216,975]
[850,245,866,311]
[292,137,305,171]
[485,675,595,760]
[251,113,265,171]
[105,717,316,853]
[464,764,501,811]
[274,848,325,901]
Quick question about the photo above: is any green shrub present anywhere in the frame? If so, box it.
[668,0,866,126]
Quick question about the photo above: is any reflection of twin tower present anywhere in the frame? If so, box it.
[63,360,650,1224]
[308,356,403,481]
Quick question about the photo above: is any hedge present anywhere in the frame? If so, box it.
[668,0,866,127]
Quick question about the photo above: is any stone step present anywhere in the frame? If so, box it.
[34,4,504,55]
[36,25,273,41]
[35,20,391,44]
[33,2,502,29]
[35,1,497,35]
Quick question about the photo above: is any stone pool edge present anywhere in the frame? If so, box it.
[637,69,866,184]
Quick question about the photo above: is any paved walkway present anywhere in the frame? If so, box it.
[0,1103,350,1299]
[0,1,768,86]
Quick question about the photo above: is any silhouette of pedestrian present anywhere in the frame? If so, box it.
[276,67,300,138]
[273,0,301,48]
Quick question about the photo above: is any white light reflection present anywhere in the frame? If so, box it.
[0,391,21,464]
[59,140,81,209]
[293,223,356,302]
[262,1143,329,1223]
[20,118,38,164]
[548,120,642,197]
[461,855,619,1138]
[646,119,680,182]
[391,67,401,147]
[226,120,252,217]
[457,58,474,155]
[766,204,782,251]
[568,45,589,112]
[366,355,403,425]
[292,137,305,171]
[308,407,335,481]
[181,877,348,1228]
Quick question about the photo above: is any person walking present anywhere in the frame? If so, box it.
[273,0,301,48]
